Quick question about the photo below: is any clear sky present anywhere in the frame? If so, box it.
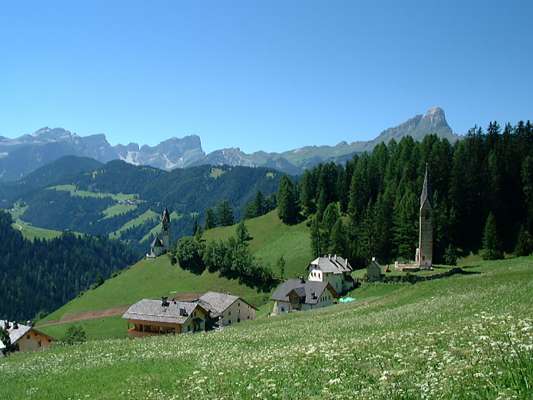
[0,1,531,153]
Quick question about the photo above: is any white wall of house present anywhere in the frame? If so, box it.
[273,290,335,315]
[220,299,256,326]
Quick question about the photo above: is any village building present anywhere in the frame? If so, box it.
[367,258,383,282]
[307,255,355,294]
[416,165,433,269]
[147,208,171,258]
[122,298,209,337]
[271,278,338,315]
[0,320,53,356]
[198,291,257,328]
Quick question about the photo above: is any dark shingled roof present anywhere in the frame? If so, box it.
[271,279,336,305]
[122,299,205,324]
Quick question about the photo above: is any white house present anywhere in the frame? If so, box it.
[199,291,257,327]
[0,320,53,356]
[271,278,338,315]
[307,255,355,294]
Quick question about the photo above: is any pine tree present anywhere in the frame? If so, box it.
[515,225,533,257]
[216,201,234,227]
[277,175,299,224]
[329,219,347,256]
[236,220,252,245]
[299,170,316,216]
[322,203,340,234]
[316,188,328,220]
[310,216,322,258]
[253,191,265,217]
[204,208,217,230]
[482,213,503,260]
[443,244,458,266]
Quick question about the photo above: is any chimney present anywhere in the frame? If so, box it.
[161,296,169,307]
[13,321,18,329]
[299,276,305,283]
[179,308,188,317]
[372,257,376,262]
[26,320,33,327]
[4,321,10,330]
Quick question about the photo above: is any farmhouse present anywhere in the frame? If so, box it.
[122,298,209,337]
[271,278,338,315]
[0,320,53,356]
[198,291,257,328]
[307,255,355,294]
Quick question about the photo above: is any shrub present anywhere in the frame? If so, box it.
[62,325,87,345]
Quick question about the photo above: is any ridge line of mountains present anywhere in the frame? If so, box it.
[0,106,457,181]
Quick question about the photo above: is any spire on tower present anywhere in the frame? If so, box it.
[420,163,430,207]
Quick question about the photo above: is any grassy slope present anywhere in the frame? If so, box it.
[36,255,270,339]
[204,210,312,277]
[2,257,532,399]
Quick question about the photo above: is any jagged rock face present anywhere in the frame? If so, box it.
[0,107,457,180]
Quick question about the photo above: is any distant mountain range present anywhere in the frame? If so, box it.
[0,107,457,181]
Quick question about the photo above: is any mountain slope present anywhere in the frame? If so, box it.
[0,107,457,179]
[4,256,532,399]
[33,211,311,339]
[1,159,283,250]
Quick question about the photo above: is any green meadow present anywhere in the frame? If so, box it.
[2,256,532,399]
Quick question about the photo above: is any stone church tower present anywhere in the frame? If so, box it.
[416,165,433,268]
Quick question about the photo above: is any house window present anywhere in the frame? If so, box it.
[229,311,231,316]
[237,318,241,323]
[27,335,30,339]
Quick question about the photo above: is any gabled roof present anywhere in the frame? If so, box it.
[199,291,257,316]
[122,299,206,324]
[151,237,164,248]
[0,320,32,349]
[308,255,352,274]
[271,279,337,305]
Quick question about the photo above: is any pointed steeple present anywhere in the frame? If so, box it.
[420,163,430,207]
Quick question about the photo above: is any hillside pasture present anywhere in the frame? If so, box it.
[3,256,532,399]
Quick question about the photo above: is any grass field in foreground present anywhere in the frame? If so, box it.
[2,256,532,399]
[204,210,312,277]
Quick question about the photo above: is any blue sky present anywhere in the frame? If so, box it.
[0,1,531,153]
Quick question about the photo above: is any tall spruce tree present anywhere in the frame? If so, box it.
[277,175,299,224]
[204,208,217,230]
[216,201,234,227]
[329,219,347,256]
[482,213,503,260]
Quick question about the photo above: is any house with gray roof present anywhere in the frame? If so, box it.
[0,320,53,356]
[122,298,209,337]
[271,278,338,315]
[307,255,355,294]
[199,291,257,328]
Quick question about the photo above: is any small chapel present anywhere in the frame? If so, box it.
[147,208,171,258]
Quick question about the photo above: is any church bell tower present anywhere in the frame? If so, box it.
[416,164,433,268]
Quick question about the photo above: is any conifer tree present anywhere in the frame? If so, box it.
[204,208,217,230]
[329,219,347,256]
[514,225,533,257]
[236,220,252,245]
[299,170,316,216]
[310,216,322,258]
[276,255,286,280]
[216,201,234,227]
[482,213,503,260]
[277,175,299,224]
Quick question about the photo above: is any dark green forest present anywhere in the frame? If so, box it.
[0,211,138,321]
[277,121,533,265]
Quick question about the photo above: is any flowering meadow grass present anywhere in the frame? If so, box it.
[1,256,532,399]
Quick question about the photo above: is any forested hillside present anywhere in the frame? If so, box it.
[0,161,282,251]
[0,211,138,321]
[276,121,533,265]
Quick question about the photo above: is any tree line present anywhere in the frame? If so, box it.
[276,121,533,265]
[173,221,277,291]
[0,210,139,321]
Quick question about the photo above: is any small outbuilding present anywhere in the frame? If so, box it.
[367,258,383,282]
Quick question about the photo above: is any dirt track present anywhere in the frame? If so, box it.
[39,306,130,326]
